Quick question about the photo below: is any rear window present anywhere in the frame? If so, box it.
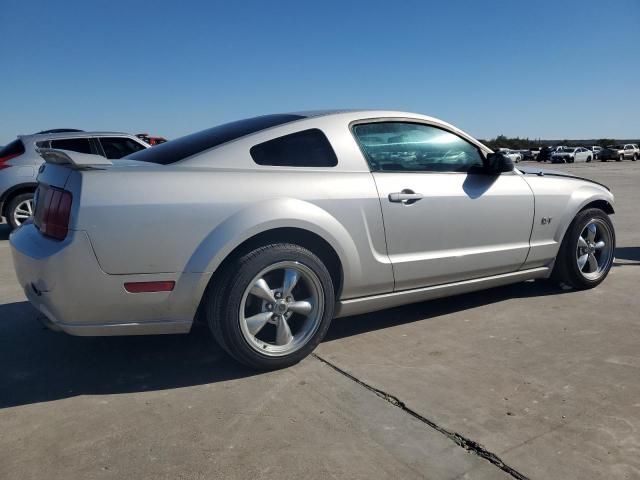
[0,139,25,159]
[126,114,305,165]
[99,137,146,159]
[250,129,338,167]
[50,138,92,154]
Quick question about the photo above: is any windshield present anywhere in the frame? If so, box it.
[126,114,305,165]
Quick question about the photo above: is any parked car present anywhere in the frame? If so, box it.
[10,110,616,370]
[599,145,624,162]
[497,148,522,163]
[622,144,639,161]
[551,147,592,163]
[0,130,149,229]
[537,146,554,162]
[518,149,535,161]
[136,133,168,146]
[529,147,541,160]
[590,146,602,160]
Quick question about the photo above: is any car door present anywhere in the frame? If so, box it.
[352,121,535,291]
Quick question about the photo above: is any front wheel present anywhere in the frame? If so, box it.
[586,156,592,163]
[7,192,35,230]
[551,208,615,289]
[618,154,623,162]
[206,243,335,370]
[633,153,638,161]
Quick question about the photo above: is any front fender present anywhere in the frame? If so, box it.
[553,185,615,244]
[184,197,363,288]
[523,177,615,269]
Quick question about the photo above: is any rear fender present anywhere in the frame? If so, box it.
[185,198,362,290]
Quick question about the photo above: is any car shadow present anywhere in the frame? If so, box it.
[614,246,640,264]
[324,279,571,342]
[0,301,256,409]
[0,225,10,241]
[0,269,614,409]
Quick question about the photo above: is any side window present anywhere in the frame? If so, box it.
[99,137,146,159]
[250,129,338,167]
[352,122,484,172]
[50,138,92,154]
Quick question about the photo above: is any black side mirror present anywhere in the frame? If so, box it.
[485,152,514,174]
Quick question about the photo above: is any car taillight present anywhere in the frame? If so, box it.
[34,186,72,240]
[0,152,19,170]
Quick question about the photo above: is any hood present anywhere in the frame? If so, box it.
[517,166,610,191]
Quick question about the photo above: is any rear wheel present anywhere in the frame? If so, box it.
[551,208,615,289]
[206,243,335,370]
[7,192,34,230]
[586,156,592,163]
[633,153,638,161]
[618,154,623,161]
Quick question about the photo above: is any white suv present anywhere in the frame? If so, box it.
[0,129,149,229]
[622,144,639,161]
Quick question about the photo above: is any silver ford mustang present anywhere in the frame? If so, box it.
[10,110,616,369]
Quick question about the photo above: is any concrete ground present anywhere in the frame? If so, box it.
[1,161,639,480]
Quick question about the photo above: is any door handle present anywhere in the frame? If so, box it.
[388,189,424,204]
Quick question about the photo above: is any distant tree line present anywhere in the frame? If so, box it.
[480,135,626,150]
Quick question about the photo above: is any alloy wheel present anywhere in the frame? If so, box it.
[239,261,324,356]
[13,199,34,226]
[576,219,614,280]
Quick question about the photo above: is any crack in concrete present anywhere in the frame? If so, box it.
[312,353,530,480]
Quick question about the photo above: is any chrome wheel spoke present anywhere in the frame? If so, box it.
[587,253,598,272]
[282,268,300,298]
[577,253,589,270]
[288,299,313,316]
[577,236,588,248]
[250,278,276,304]
[594,241,605,250]
[586,223,597,242]
[26,200,33,215]
[275,315,293,346]
[244,311,273,336]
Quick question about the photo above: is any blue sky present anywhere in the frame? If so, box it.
[1,0,638,144]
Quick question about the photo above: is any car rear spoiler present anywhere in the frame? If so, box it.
[38,148,113,169]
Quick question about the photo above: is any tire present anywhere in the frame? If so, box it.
[618,154,623,162]
[6,192,35,230]
[551,208,615,290]
[586,156,592,163]
[206,243,335,370]
[633,154,638,161]
[569,157,574,163]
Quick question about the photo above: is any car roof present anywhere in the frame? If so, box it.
[18,131,134,141]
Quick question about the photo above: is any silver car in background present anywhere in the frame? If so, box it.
[0,130,149,229]
[10,111,616,369]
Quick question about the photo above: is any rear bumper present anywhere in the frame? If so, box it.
[10,224,210,336]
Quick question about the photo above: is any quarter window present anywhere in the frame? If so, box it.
[50,138,92,154]
[250,129,338,167]
[99,137,146,159]
[353,122,484,172]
